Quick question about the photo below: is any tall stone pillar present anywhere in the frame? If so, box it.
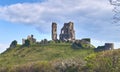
[52,22,57,40]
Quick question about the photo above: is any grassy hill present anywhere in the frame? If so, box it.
[0,43,95,72]
[1,42,120,72]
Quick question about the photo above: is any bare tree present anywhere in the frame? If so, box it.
[109,0,120,24]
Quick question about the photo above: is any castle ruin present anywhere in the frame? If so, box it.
[95,43,114,52]
[22,35,36,44]
[52,22,57,41]
[59,22,75,41]
[20,22,115,51]
[105,43,114,50]
[52,21,75,41]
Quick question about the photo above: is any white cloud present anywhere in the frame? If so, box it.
[0,0,112,25]
[0,0,120,45]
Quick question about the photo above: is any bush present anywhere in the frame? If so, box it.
[23,39,30,47]
[72,41,83,49]
[51,58,85,72]
[84,50,120,72]
[40,39,48,45]
[10,40,17,48]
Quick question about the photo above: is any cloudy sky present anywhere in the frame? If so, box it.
[0,0,120,53]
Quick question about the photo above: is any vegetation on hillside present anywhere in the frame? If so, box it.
[0,42,95,72]
[84,49,120,72]
[0,41,119,72]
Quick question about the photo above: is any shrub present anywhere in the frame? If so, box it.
[23,39,30,47]
[84,50,120,72]
[51,58,85,72]
[10,40,17,48]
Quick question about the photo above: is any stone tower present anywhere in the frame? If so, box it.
[52,22,57,40]
[59,22,75,41]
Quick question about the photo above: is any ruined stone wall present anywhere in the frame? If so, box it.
[59,22,75,41]
[22,35,36,44]
[95,43,114,52]
[105,43,114,50]
[52,22,57,40]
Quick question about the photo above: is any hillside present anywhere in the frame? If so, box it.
[0,43,95,72]
[0,42,120,72]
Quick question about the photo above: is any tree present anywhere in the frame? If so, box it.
[10,40,17,48]
[23,39,30,47]
[40,39,48,45]
[44,39,48,44]
[109,0,120,24]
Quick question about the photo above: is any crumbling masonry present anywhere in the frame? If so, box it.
[59,22,75,41]
[52,22,57,41]
[52,21,75,41]
[95,43,114,52]
[105,43,114,50]
[22,35,36,44]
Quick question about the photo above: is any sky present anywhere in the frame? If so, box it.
[0,0,120,53]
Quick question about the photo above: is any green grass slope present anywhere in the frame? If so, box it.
[0,43,94,67]
[0,43,119,72]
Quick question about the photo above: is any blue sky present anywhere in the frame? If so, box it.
[0,0,43,6]
[0,0,120,53]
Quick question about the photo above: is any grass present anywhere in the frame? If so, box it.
[0,43,94,67]
[1,42,119,72]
